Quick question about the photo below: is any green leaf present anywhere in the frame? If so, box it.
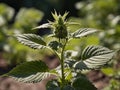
[101,68,114,76]
[48,41,62,51]
[64,68,72,81]
[0,3,14,21]
[81,45,114,60]
[51,11,59,20]
[16,34,46,49]
[72,76,97,90]
[47,80,60,90]
[5,61,51,83]
[62,12,69,20]
[66,22,80,26]
[74,45,115,70]
[32,23,51,30]
[63,85,74,90]
[47,81,74,90]
[65,59,76,68]
[72,28,98,38]
[14,8,43,30]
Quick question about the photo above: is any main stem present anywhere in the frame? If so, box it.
[60,39,68,89]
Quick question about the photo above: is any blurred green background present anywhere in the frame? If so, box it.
[0,0,120,90]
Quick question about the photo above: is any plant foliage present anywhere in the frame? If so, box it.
[72,76,97,90]
[16,34,46,49]
[5,61,50,83]
[3,11,115,90]
[74,45,115,70]
[72,28,98,38]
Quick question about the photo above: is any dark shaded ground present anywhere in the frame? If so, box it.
[0,77,47,90]
[87,71,109,90]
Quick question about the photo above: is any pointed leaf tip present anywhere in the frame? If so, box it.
[72,28,98,38]
[32,23,51,30]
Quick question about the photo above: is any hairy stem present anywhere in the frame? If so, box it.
[60,39,68,89]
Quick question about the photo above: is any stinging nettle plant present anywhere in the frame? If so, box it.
[3,11,115,90]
